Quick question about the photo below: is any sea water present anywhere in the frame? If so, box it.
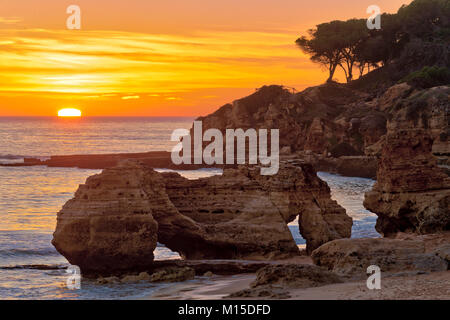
[0,117,378,299]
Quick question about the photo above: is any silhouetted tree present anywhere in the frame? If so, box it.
[296,0,450,83]
[296,21,345,82]
[297,19,369,83]
[334,19,368,82]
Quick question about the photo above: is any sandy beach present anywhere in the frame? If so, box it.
[146,274,256,300]
[145,271,450,300]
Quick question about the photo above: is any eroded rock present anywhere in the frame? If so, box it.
[52,161,160,274]
[311,237,448,278]
[53,160,351,273]
[164,162,351,256]
[149,267,195,283]
[228,264,342,298]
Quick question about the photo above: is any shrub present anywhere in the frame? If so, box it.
[401,66,450,89]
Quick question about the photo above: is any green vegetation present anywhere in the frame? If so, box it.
[401,66,450,89]
[296,0,450,84]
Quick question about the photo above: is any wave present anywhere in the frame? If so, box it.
[0,248,60,257]
[0,263,67,270]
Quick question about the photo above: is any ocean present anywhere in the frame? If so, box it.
[0,117,378,299]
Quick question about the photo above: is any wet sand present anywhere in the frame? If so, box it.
[145,274,256,300]
[284,271,450,300]
[145,255,312,300]
[144,270,450,300]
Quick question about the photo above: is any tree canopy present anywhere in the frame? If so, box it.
[296,0,450,83]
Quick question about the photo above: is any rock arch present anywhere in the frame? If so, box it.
[52,160,352,274]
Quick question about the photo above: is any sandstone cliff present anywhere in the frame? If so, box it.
[196,83,386,158]
[364,86,450,236]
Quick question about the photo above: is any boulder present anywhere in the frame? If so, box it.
[228,264,342,298]
[311,237,448,277]
[250,264,342,288]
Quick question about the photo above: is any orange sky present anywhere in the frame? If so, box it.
[0,0,411,116]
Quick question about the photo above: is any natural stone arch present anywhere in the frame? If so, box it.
[53,160,351,274]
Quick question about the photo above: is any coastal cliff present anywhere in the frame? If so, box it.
[196,83,384,159]
[364,86,450,236]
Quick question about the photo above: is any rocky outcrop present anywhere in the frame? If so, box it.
[1,151,222,170]
[96,267,196,284]
[364,86,450,236]
[52,161,162,274]
[196,83,383,158]
[149,259,275,276]
[160,165,300,260]
[364,130,450,235]
[194,83,449,180]
[53,160,351,273]
[311,235,449,278]
[229,264,342,298]
[251,264,342,288]
[146,267,196,283]
[164,161,351,256]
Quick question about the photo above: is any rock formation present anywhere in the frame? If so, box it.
[250,264,343,288]
[51,79,449,277]
[364,86,450,236]
[311,234,449,278]
[228,264,343,298]
[196,83,385,158]
[52,161,161,274]
[53,160,351,273]
[164,161,351,256]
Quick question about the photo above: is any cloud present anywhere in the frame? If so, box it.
[0,28,315,95]
[0,17,22,25]
[121,95,140,100]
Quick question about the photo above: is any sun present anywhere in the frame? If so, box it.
[58,108,82,117]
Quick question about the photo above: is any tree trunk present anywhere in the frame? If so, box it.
[327,63,338,82]
[338,63,348,82]
[346,60,354,83]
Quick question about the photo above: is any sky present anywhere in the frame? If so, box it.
[0,0,411,116]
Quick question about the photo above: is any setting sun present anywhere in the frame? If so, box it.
[58,108,82,117]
